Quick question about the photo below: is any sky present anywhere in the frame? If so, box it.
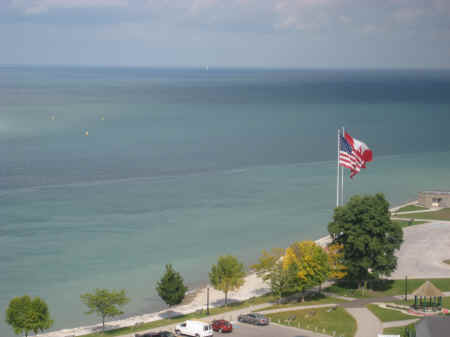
[1,0,450,68]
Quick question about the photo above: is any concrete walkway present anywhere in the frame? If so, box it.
[382,319,419,329]
[391,218,450,224]
[345,307,382,337]
[258,303,337,314]
[322,292,357,301]
[392,209,442,215]
[340,297,398,308]
[390,201,418,212]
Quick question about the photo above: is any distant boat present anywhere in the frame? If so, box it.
[205,65,209,71]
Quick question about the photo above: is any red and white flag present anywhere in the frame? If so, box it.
[339,132,373,178]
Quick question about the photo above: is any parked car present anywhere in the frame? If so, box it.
[212,319,232,333]
[237,313,269,325]
[175,320,213,337]
[135,332,175,337]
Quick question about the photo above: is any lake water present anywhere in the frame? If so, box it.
[1,66,450,336]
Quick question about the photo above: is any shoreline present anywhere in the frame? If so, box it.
[37,234,332,337]
[35,202,434,337]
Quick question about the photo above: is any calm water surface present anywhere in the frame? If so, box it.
[1,67,450,336]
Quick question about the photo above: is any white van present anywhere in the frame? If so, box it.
[174,320,213,337]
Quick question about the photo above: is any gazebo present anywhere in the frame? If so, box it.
[412,281,443,311]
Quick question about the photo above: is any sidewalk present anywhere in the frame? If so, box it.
[383,319,419,329]
[345,307,382,337]
[259,303,337,314]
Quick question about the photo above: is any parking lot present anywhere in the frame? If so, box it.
[212,322,328,337]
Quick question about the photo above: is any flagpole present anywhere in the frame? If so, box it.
[337,128,340,207]
[341,126,345,205]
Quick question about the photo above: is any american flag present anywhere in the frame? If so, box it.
[339,134,365,178]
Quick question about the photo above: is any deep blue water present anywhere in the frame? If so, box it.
[1,66,450,336]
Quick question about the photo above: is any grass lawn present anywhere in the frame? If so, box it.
[80,293,276,337]
[395,205,427,213]
[367,304,417,322]
[392,220,427,228]
[395,208,450,221]
[325,278,450,299]
[395,296,450,309]
[383,322,416,336]
[267,306,357,337]
[259,293,346,311]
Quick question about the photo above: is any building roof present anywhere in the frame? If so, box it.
[412,281,443,297]
[415,316,450,337]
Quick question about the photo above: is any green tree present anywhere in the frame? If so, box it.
[5,295,53,337]
[328,193,403,292]
[209,255,246,305]
[156,264,188,306]
[251,248,285,281]
[80,289,130,333]
[270,262,302,302]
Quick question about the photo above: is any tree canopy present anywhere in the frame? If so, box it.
[283,241,330,293]
[328,193,403,288]
[269,261,302,301]
[5,295,53,337]
[156,264,188,306]
[250,248,285,282]
[209,255,246,305]
[327,243,348,280]
[80,289,130,333]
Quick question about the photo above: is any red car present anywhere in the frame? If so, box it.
[212,319,233,333]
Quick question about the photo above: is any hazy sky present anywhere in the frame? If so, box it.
[1,0,450,68]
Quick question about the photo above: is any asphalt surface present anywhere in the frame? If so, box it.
[390,221,450,279]
[219,322,329,337]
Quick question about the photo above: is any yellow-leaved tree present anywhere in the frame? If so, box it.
[282,241,330,298]
[326,243,347,280]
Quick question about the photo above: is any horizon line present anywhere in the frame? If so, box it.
[1,63,450,71]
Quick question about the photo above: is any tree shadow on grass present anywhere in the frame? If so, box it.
[333,278,395,294]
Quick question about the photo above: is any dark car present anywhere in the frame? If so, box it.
[237,313,269,325]
[212,319,233,333]
[135,331,176,337]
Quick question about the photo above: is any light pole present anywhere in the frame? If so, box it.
[405,275,408,301]
[207,287,210,315]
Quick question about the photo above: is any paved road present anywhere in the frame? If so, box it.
[229,322,329,337]
[134,321,330,337]
[345,307,382,337]
[389,221,450,279]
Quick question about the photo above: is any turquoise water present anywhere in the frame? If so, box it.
[1,67,450,336]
